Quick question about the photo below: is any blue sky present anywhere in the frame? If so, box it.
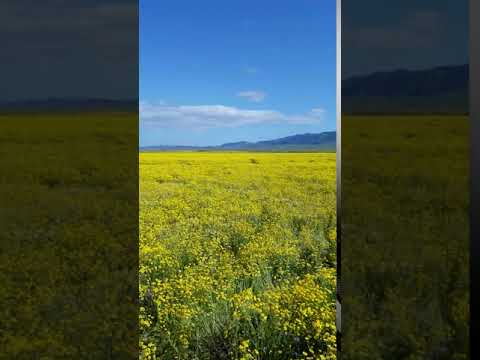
[140,0,336,146]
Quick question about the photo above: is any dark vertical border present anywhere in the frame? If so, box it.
[471,0,479,356]
[336,0,342,354]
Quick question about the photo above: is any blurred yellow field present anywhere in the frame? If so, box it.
[0,112,138,357]
[139,152,337,359]
[341,116,469,359]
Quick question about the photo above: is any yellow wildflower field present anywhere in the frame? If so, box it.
[140,152,336,360]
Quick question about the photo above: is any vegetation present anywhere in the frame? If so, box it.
[0,111,138,358]
[139,152,337,359]
[341,115,469,359]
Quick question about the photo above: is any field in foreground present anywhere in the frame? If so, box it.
[139,152,336,359]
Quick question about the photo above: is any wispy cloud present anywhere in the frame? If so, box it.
[140,102,325,129]
[237,90,266,103]
[244,66,259,74]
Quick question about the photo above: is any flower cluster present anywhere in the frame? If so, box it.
[140,152,337,359]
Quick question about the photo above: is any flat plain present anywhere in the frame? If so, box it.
[139,152,337,359]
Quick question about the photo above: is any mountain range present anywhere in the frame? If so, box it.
[2,64,467,150]
[0,98,137,112]
[140,132,336,152]
[342,64,468,114]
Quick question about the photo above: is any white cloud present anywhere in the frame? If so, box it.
[310,108,326,116]
[140,102,325,129]
[237,90,266,102]
[244,67,259,74]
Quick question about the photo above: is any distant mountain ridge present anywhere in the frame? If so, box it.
[343,64,468,114]
[141,132,336,152]
[0,98,137,111]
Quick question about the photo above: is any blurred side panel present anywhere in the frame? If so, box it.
[341,0,469,358]
[471,0,480,354]
[0,1,139,358]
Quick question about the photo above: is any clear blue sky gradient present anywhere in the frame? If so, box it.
[140,0,336,146]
